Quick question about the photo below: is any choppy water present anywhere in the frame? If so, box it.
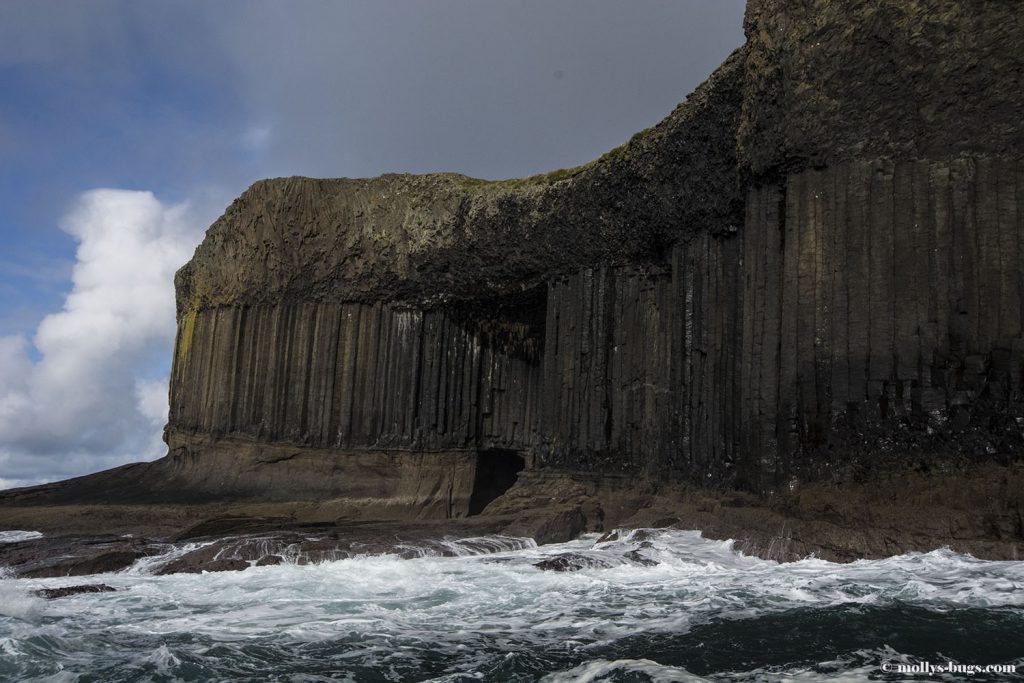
[1,529,1022,682]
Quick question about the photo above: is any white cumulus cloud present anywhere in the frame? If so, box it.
[0,189,204,488]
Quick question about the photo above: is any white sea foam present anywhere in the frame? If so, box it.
[119,540,214,576]
[0,530,42,544]
[541,658,711,682]
[0,530,1022,681]
[0,582,44,621]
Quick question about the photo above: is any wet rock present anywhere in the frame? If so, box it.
[623,550,659,567]
[156,538,277,574]
[36,584,116,599]
[647,518,681,528]
[533,553,613,572]
[0,536,166,579]
[173,516,293,542]
[504,507,588,546]
[148,519,523,574]
[59,551,149,577]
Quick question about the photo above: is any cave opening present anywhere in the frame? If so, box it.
[468,449,525,516]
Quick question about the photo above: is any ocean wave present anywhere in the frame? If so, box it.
[0,530,1021,681]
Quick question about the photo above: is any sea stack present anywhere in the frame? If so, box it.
[4,0,1023,563]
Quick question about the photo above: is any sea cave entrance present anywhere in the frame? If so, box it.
[467,449,525,516]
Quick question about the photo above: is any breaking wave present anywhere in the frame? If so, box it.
[1,529,1022,681]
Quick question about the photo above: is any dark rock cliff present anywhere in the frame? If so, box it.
[738,0,1023,176]
[5,0,1023,562]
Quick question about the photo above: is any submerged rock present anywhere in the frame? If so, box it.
[532,544,660,572]
[533,554,614,573]
[623,550,659,568]
[36,584,116,599]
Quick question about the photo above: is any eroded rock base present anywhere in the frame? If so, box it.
[2,458,1020,577]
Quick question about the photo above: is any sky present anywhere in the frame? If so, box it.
[0,0,747,489]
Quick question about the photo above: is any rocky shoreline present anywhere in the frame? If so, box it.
[3,458,1020,581]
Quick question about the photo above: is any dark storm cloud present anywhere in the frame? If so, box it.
[212,0,747,179]
[0,0,746,486]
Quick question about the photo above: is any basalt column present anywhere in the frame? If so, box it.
[738,159,1024,490]
[733,0,1024,491]
[535,233,742,484]
[169,302,542,452]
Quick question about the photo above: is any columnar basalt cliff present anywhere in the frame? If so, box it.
[4,0,1023,563]
[162,46,749,516]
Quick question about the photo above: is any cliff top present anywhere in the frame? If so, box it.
[175,48,746,315]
